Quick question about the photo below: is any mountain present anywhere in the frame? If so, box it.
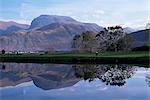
[123,27,136,33]
[0,15,103,51]
[0,21,29,30]
[0,25,23,35]
[0,21,29,35]
[29,15,77,29]
[129,29,150,47]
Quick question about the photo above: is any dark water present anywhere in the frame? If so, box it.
[0,63,149,100]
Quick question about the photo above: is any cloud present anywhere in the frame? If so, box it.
[1,0,149,27]
[123,19,148,28]
[95,10,105,15]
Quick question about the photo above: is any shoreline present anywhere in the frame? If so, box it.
[0,52,149,64]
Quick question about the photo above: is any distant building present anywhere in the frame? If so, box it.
[44,48,55,54]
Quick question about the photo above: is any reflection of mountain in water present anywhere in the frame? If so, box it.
[0,63,80,90]
[73,64,137,86]
[0,63,148,90]
[31,68,79,90]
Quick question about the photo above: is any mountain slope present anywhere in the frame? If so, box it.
[0,21,29,30]
[0,25,23,35]
[0,21,29,35]
[129,29,150,47]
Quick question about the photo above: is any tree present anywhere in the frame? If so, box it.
[72,31,96,52]
[2,49,5,54]
[116,35,133,51]
[146,74,150,87]
[72,34,82,51]
[96,26,129,51]
[81,31,96,51]
[146,22,150,29]
[72,26,132,52]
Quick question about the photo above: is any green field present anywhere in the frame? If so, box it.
[46,51,149,57]
[0,51,149,64]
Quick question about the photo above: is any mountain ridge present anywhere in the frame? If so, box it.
[0,21,29,30]
[0,21,29,35]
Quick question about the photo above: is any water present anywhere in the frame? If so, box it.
[0,63,149,100]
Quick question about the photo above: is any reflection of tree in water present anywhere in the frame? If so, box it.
[73,64,136,86]
[146,74,150,87]
[0,64,6,70]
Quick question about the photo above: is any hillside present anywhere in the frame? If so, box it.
[0,21,29,35]
[129,29,150,47]
[0,21,29,30]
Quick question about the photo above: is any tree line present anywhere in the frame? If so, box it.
[72,26,133,52]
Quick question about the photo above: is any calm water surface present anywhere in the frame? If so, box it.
[0,63,149,100]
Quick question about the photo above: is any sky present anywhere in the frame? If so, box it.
[0,0,149,28]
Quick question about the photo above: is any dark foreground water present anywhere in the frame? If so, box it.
[0,63,149,100]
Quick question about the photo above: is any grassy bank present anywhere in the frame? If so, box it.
[0,51,149,64]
